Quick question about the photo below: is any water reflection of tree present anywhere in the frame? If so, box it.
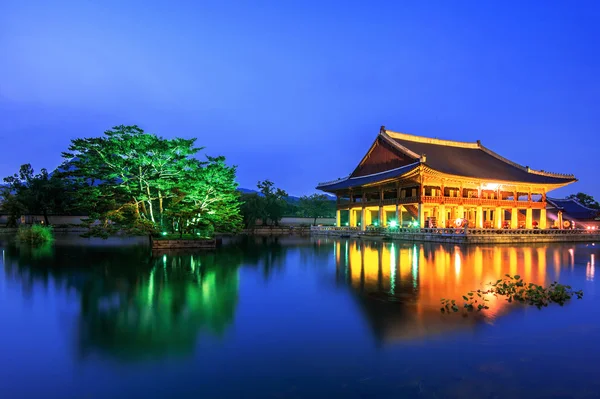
[226,235,335,279]
[2,244,243,361]
[227,236,290,279]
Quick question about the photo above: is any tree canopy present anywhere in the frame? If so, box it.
[59,125,242,237]
[298,193,336,225]
[1,164,82,226]
[239,180,291,227]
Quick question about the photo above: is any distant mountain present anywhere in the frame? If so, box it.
[237,188,259,195]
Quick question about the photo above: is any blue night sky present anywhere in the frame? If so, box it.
[1,0,598,197]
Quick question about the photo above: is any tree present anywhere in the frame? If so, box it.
[2,164,81,226]
[165,156,242,236]
[298,193,336,225]
[257,180,288,226]
[566,192,600,210]
[60,125,242,237]
[240,193,265,229]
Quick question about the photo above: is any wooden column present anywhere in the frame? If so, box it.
[439,204,446,228]
[525,208,533,229]
[495,207,502,229]
[361,207,366,231]
[336,209,341,227]
[418,203,425,228]
[540,208,547,229]
[558,211,563,230]
[511,208,518,229]
[349,208,356,227]
[378,206,384,226]
[457,205,464,219]
[476,206,483,228]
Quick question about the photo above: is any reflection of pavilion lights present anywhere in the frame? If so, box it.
[412,244,418,288]
[454,251,462,277]
[568,248,575,268]
[344,241,349,279]
[587,254,595,281]
[390,243,396,295]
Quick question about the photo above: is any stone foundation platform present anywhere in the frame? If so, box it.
[311,226,600,244]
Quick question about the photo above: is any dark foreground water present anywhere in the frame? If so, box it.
[1,235,600,399]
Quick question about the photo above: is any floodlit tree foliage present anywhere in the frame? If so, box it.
[60,125,242,237]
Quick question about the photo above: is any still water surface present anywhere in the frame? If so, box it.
[1,235,600,398]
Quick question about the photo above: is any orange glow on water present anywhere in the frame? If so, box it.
[337,241,552,321]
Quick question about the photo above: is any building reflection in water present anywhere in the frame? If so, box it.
[334,240,580,344]
[587,254,595,281]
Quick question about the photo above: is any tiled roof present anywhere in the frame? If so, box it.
[546,198,599,220]
[386,130,576,185]
[317,162,420,191]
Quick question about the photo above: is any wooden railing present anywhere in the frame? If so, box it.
[422,196,544,208]
[311,226,360,232]
[337,196,544,209]
[311,225,600,237]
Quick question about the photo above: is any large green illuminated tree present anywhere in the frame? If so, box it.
[60,125,242,236]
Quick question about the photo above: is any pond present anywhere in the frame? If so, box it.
[1,235,599,398]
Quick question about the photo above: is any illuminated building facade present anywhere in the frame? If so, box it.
[317,127,576,230]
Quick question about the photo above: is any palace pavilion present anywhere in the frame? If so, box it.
[317,127,577,230]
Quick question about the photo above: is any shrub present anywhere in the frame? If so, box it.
[17,225,55,246]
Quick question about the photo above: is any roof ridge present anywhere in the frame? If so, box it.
[379,131,422,159]
[384,129,480,149]
[525,168,576,179]
[316,175,351,187]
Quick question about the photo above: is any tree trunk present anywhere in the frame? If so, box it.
[43,210,50,226]
[140,201,148,218]
[158,191,164,228]
[145,184,155,223]
[313,216,317,226]
[133,198,141,217]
